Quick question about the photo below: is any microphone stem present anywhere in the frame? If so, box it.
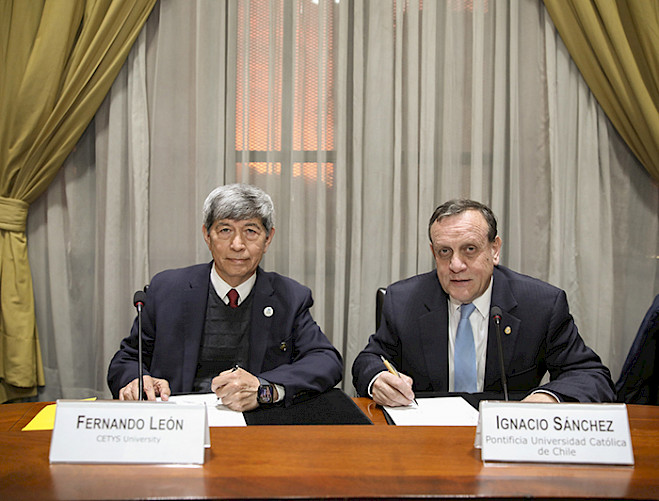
[137,304,143,401]
[494,317,509,401]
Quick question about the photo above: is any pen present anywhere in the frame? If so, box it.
[380,355,417,405]
[215,365,241,404]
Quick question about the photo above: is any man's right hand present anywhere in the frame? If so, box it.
[118,375,171,401]
[371,371,415,407]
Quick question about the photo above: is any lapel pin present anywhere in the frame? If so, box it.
[279,341,287,352]
[263,306,274,317]
[504,326,512,335]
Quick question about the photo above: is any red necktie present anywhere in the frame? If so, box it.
[227,288,239,308]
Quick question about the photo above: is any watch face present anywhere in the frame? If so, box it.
[258,384,273,404]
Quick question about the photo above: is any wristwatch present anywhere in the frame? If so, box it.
[257,383,275,404]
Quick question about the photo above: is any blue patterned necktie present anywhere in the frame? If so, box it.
[454,303,477,392]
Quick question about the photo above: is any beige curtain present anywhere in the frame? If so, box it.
[0,0,156,402]
[544,0,659,182]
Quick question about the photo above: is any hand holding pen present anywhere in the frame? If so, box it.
[211,364,261,412]
[213,365,240,404]
[372,355,417,407]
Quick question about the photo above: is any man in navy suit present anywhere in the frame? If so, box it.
[108,184,342,411]
[352,199,615,406]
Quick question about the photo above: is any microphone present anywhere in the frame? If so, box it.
[491,306,509,401]
[133,291,147,401]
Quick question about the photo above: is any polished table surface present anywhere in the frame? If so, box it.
[1,398,658,500]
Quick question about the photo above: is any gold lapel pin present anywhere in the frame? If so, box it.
[504,326,512,335]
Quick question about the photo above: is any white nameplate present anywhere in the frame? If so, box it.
[475,401,634,465]
[49,400,208,464]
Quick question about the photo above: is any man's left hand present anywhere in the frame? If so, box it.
[211,367,262,411]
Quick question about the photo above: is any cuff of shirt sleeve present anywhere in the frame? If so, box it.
[531,389,561,402]
[273,383,285,403]
[367,371,387,397]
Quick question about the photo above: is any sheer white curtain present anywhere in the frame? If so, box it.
[28,26,151,400]
[28,0,658,401]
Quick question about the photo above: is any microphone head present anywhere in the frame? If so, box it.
[133,290,147,307]
[490,305,503,320]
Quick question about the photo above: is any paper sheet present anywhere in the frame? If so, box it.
[384,396,479,426]
[168,393,247,427]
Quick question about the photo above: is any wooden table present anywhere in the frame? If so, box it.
[1,399,658,500]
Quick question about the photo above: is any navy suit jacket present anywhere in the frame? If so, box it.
[108,264,343,405]
[352,266,615,402]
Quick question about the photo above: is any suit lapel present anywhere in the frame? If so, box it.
[180,263,212,391]
[418,274,450,392]
[248,268,275,373]
[484,267,520,390]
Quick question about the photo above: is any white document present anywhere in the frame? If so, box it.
[168,393,247,427]
[384,396,479,426]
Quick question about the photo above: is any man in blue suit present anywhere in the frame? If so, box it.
[352,199,615,406]
[108,184,342,411]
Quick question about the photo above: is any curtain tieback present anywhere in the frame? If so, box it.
[0,196,29,232]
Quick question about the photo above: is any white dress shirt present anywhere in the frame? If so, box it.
[448,279,492,392]
[209,266,256,306]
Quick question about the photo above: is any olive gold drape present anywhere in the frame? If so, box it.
[0,0,156,402]
[544,0,659,182]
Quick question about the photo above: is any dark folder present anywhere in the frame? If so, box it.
[244,388,372,425]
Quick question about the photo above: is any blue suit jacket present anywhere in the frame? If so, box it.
[352,266,615,402]
[108,264,343,405]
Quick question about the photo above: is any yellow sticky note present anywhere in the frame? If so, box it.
[22,398,97,431]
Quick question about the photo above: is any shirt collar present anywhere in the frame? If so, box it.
[448,276,493,319]
[209,265,257,305]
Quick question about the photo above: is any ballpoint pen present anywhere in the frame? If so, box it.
[215,365,241,405]
[380,355,418,405]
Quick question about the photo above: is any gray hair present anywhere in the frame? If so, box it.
[428,199,498,242]
[203,184,275,234]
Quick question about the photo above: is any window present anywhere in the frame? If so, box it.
[235,0,336,187]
